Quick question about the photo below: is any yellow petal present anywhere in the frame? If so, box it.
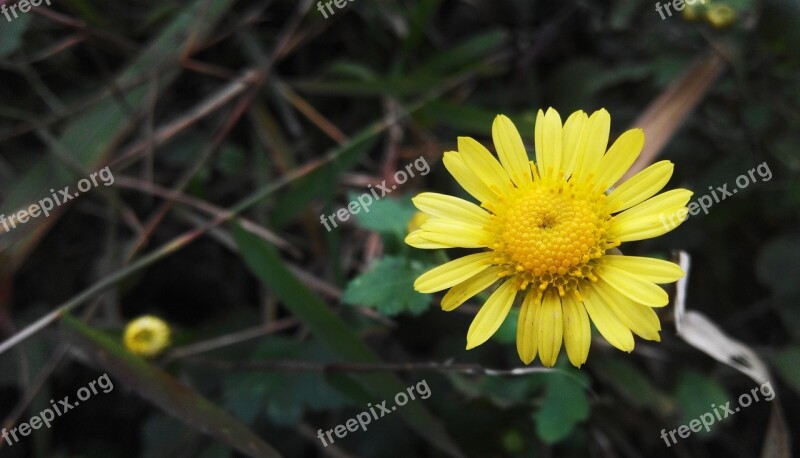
[609,189,693,241]
[593,128,644,192]
[596,264,669,307]
[614,189,693,220]
[602,255,684,284]
[441,266,502,311]
[516,289,539,364]
[571,109,610,182]
[534,108,563,179]
[458,137,513,195]
[492,115,531,186]
[442,152,496,204]
[608,205,688,242]
[560,110,588,179]
[537,289,563,367]
[581,284,634,352]
[412,192,490,227]
[606,161,674,213]
[405,230,450,249]
[418,219,489,248]
[562,293,591,367]
[594,279,662,341]
[414,252,494,293]
[466,279,517,349]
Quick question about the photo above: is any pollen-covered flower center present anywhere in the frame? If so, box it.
[487,178,616,295]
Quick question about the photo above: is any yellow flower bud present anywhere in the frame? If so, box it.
[705,4,737,29]
[123,315,171,358]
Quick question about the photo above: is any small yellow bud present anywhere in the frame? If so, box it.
[123,315,171,358]
[705,4,737,29]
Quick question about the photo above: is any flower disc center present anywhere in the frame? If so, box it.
[487,179,615,294]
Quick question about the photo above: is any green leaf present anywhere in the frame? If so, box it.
[350,195,417,237]
[534,369,590,444]
[342,256,432,316]
[222,338,349,426]
[674,371,730,433]
[231,223,464,457]
[770,346,800,395]
[61,314,281,458]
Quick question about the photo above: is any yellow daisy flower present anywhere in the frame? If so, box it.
[405,108,691,367]
[123,315,172,358]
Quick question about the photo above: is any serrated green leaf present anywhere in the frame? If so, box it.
[534,370,590,444]
[674,371,730,433]
[350,195,417,237]
[342,256,432,316]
